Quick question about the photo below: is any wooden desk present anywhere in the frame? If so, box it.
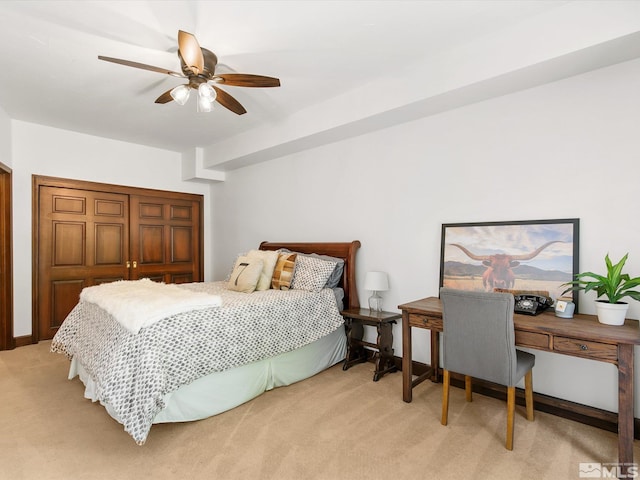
[399,296,640,467]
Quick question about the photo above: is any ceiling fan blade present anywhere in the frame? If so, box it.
[154,88,175,104]
[217,74,281,87]
[98,56,184,77]
[212,86,247,115]
[178,30,204,75]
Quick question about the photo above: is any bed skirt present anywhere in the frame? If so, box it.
[69,327,346,426]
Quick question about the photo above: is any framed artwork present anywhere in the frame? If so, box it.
[439,218,580,310]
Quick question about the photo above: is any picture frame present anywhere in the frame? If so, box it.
[439,218,580,311]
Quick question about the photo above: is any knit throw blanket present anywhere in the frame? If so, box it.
[80,278,222,334]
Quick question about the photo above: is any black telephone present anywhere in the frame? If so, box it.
[514,294,553,316]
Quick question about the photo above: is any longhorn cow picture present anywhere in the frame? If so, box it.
[440,219,579,302]
[449,241,561,291]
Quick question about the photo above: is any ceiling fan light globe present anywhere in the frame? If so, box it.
[198,83,217,102]
[170,85,191,106]
[197,94,213,113]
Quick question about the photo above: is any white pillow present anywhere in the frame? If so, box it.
[247,249,279,291]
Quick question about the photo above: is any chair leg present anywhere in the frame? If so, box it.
[465,375,473,402]
[441,369,450,426]
[525,370,534,421]
[506,386,515,450]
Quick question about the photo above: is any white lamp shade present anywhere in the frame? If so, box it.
[364,271,389,291]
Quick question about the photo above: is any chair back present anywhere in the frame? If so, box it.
[440,288,518,386]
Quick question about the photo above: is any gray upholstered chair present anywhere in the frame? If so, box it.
[439,287,535,450]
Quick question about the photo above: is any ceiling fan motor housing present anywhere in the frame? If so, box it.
[181,48,218,80]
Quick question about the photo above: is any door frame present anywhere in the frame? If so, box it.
[0,161,13,350]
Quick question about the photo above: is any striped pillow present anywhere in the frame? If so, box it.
[271,253,297,290]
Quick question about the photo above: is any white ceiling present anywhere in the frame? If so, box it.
[1,1,639,174]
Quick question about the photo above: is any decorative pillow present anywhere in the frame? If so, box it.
[271,253,297,290]
[278,250,344,288]
[227,256,264,293]
[290,254,337,292]
[309,253,344,288]
[224,253,242,282]
[246,249,279,291]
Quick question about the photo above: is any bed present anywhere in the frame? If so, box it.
[51,240,361,445]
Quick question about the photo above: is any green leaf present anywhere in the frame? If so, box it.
[626,291,640,302]
[569,253,640,304]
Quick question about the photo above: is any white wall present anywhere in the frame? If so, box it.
[10,121,213,337]
[0,106,10,166]
[211,58,640,414]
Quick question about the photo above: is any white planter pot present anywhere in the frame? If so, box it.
[595,300,629,326]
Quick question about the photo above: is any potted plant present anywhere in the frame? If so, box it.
[561,253,640,325]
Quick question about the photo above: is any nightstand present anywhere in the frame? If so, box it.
[341,308,401,381]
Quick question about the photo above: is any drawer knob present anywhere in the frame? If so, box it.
[580,344,588,351]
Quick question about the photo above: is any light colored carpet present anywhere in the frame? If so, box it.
[1,341,635,480]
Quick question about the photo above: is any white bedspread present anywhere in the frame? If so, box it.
[80,278,222,334]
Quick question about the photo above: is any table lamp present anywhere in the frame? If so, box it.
[364,271,389,312]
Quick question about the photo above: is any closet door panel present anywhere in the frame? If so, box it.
[171,226,192,262]
[129,195,201,283]
[95,224,125,264]
[37,187,129,340]
[52,280,84,329]
[138,225,164,264]
[53,222,85,265]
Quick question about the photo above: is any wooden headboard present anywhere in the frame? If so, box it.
[259,241,361,310]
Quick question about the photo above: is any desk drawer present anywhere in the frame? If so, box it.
[553,336,618,362]
[408,314,442,330]
[515,331,550,350]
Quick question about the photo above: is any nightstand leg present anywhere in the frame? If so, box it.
[343,318,367,370]
[373,322,397,381]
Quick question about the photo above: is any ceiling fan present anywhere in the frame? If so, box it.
[98,30,280,115]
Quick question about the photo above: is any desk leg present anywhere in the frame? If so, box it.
[431,330,440,383]
[402,312,413,402]
[617,344,634,472]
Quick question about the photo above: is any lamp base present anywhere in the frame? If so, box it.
[368,291,383,313]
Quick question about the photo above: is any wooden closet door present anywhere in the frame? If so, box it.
[37,187,130,340]
[34,177,203,342]
[129,195,201,284]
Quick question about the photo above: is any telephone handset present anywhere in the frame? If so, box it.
[514,294,553,316]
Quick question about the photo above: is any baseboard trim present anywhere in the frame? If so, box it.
[14,335,36,348]
[393,357,639,440]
